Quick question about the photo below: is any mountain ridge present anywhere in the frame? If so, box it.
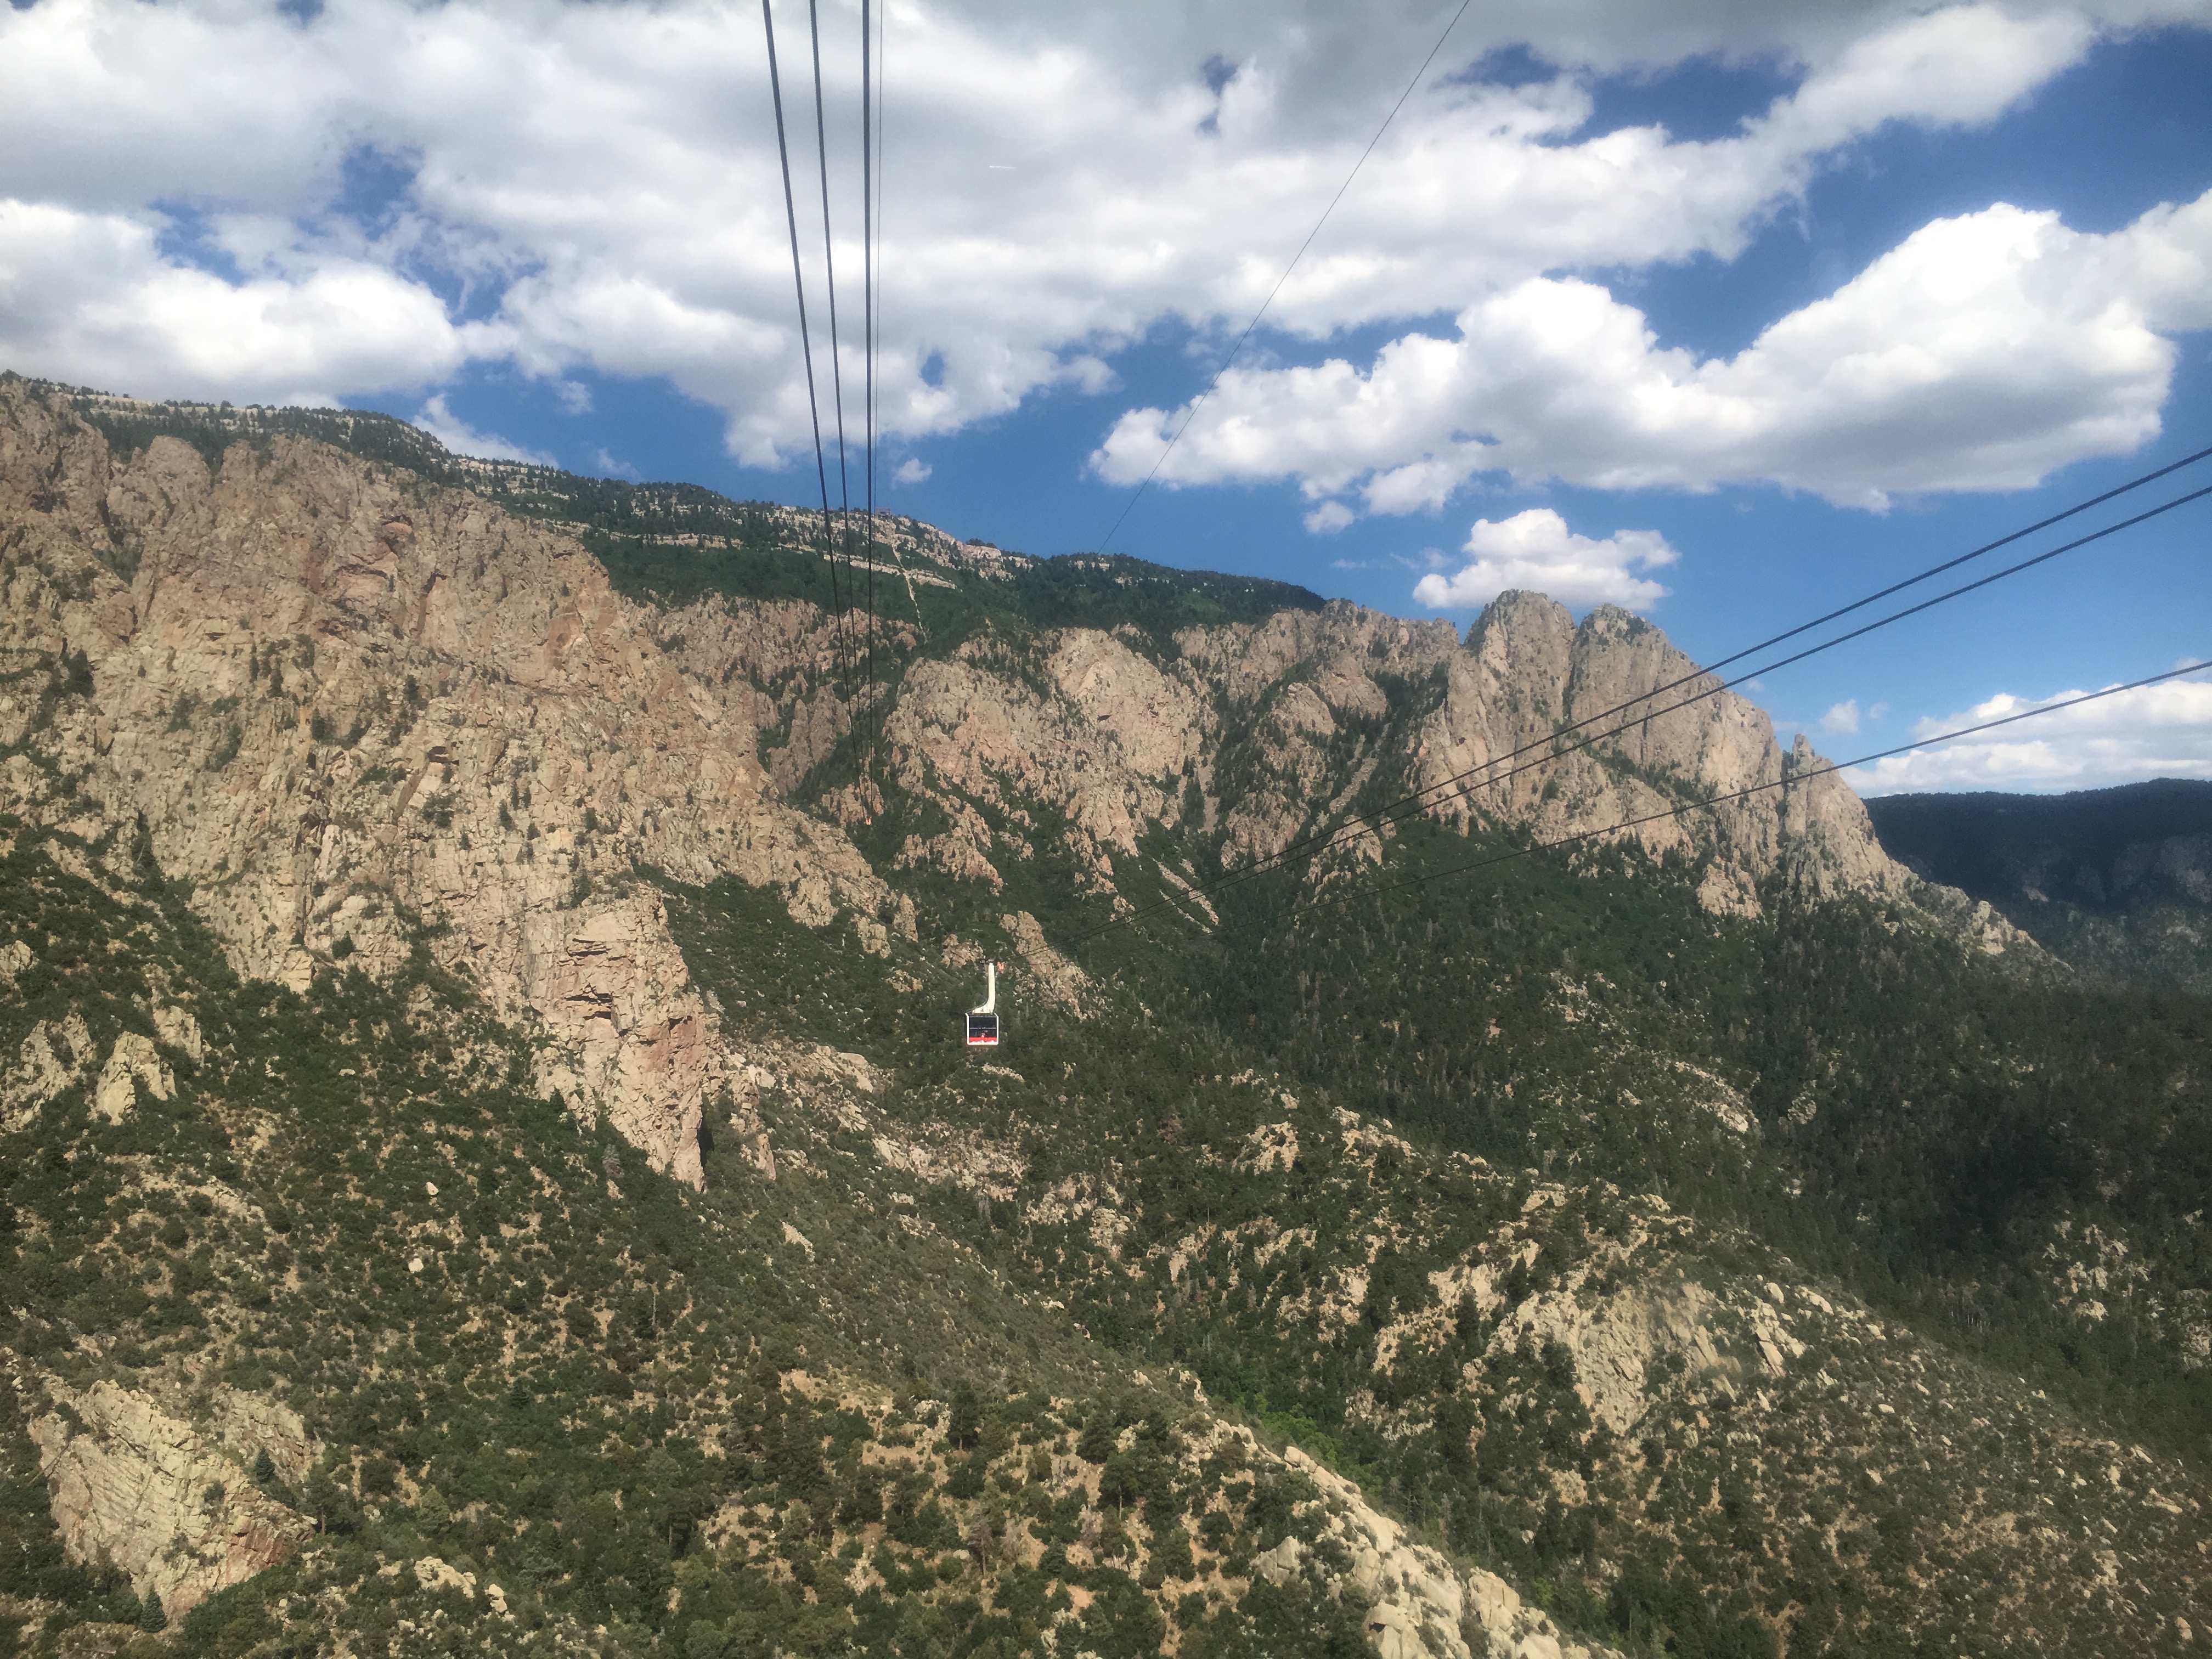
[1,374,2206,1659]
[1867,778,2212,992]
[2,375,1987,1184]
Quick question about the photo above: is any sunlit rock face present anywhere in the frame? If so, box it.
[0,381,1963,1186]
[29,1380,314,1618]
[1,382,893,1184]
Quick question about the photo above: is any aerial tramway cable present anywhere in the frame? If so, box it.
[856,0,920,645]
[1306,658,2212,919]
[1073,458,2212,944]
[1214,474,2212,899]
[1257,445,2212,884]
[807,0,862,695]
[964,7,2212,957]
[862,0,878,702]
[761,0,853,693]
[1094,0,1478,557]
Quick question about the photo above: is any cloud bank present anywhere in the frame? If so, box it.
[1096,193,2212,514]
[1414,510,1677,612]
[0,0,2203,504]
[1844,673,2212,794]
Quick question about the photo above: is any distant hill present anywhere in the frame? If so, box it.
[1866,779,2212,991]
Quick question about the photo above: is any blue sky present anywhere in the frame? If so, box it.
[3,1,2209,790]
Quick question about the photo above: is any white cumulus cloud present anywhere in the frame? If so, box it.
[1102,190,2212,515]
[1413,509,1676,612]
[1821,700,1861,735]
[894,458,932,485]
[1844,673,2212,794]
[0,199,489,406]
[0,0,2202,490]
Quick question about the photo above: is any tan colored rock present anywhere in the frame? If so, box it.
[1268,1442,1620,1659]
[1362,1601,1433,1659]
[212,1389,315,1481]
[1046,630,1207,779]
[1462,1567,1592,1659]
[29,1379,313,1618]
[153,1003,205,1062]
[1235,1121,1299,1176]
[0,382,2018,1200]
[1255,1534,1304,1585]
[413,1555,478,1598]
[0,381,895,1183]
[2,1012,91,1127]
[1417,594,1904,915]
[1000,909,1088,1012]
[94,1031,172,1122]
[1516,1279,1730,1436]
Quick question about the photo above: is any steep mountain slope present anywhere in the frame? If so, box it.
[1868,780,2212,992]
[2,377,2208,1659]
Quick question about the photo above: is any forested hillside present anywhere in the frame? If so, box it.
[1867,780,2212,991]
[2,380,2207,1658]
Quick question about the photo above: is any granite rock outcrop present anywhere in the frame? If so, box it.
[1,382,891,1183]
[0,379,1994,1192]
[27,1379,314,1619]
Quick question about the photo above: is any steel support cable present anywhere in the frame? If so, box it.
[866,0,922,676]
[1210,452,2212,892]
[1079,471,2212,945]
[1310,658,2212,917]
[1223,476,2212,894]
[866,0,919,641]
[864,0,892,715]
[1094,0,1476,556]
[1252,443,2212,880]
[761,0,848,693]
[809,0,864,697]
[862,0,878,704]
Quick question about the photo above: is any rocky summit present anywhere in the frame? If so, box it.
[0,376,2205,1658]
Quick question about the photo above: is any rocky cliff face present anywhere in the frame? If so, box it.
[2,383,891,1184]
[28,1380,313,1618]
[0,381,1965,1187]
[873,588,1914,924]
[0,381,2196,1659]
[1419,594,1900,914]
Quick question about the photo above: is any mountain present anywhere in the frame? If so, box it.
[1867,780,2212,992]
[1,375,2207,1659]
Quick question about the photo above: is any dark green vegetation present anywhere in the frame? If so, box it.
[1192,827,2212,1455]
[684,805,2212,1657]
[72,396,454,490]
[1867,780,2212,992]
[5,387,2209,1656]
[0,659,1424,1657]
[648,556,2212,1653]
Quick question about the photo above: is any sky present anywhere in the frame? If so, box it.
[3,0,2209,794]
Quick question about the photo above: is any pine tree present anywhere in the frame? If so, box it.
[139,1590,167,1632]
